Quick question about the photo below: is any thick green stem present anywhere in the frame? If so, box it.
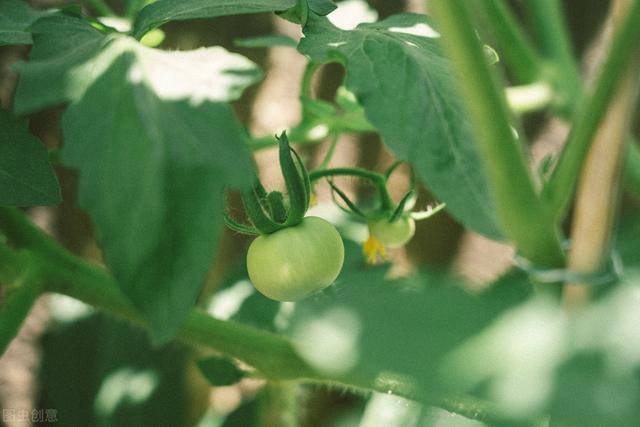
[542,1,640,217]
[430,0,565,268]
[0,207,515,425]
[470,0,542,83]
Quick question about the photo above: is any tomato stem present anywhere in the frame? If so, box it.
[309,167,394,211]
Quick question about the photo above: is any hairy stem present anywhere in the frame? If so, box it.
[0,207,514,425]
[430,0,565,269]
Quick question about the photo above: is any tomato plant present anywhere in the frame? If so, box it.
[1,0,640,426]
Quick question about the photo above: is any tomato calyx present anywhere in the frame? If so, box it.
[224,131,312,236]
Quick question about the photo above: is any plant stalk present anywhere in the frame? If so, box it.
[0,207,515,425]
[564,0,640,307]
[542,0,640,217]
[430,0,565,269]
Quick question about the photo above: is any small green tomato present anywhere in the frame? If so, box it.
[367,215,416,248]
[247,216,344,302]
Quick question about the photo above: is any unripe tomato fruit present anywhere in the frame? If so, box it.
[367,215,416,248]
[247,216,344,301]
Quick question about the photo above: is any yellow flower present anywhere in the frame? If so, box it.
[309,192,318,207]
[363,235,386,264]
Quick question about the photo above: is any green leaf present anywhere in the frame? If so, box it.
[549,353,640,427]
[0,108,61,206]
[132,0,297,39]
[13,16,109,114]
[18,15,259,343]
[235,34,298,49]
[14,15,262,115]
[299,14,503,239]
[197,356,246,386]
[0,0,52,46]
[61,52,255,344]
[39,312,193,426]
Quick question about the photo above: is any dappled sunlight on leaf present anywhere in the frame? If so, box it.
[291,306,361,375]
[95,368,160,417]
[327,0,377,30]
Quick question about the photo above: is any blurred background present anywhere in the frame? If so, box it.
[0,0,626,426]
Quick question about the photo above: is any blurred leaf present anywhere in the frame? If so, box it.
[0,108,61,206]
[132,0,297,39]
[549,353,640,427]
[0,0,52,46]
[14,15,262,114]
[235,34,297,49]
[299,14,502,239]
[445,270,640,422]
[197,356,246,386]
[39,313,192,427]
[286,268,526,392]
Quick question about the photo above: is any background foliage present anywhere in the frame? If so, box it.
[0,0,639,426]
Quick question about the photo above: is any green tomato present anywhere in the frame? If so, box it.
[247,216,344,301]
[368,215,416,248]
